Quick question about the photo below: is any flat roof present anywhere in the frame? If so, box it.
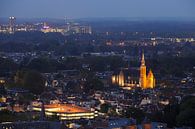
[34,104,91,113]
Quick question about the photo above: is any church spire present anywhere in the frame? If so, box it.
[141,52,145,66]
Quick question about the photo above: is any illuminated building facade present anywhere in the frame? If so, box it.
[79,26,92,34]
[112,52,155,89]
[140,53,155,89]
[112,67,140,90]
[9,16,16,33]
[33,104,97,120]
[140,53,147,89]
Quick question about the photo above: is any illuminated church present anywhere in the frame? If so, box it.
[112,53,155,89]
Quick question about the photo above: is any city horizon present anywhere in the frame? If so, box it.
[1,16,195,24]
[0,0,194,129]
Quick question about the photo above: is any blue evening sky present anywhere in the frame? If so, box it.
[0,0,195,19]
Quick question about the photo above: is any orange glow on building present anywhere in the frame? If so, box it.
[112,52,155,89]
[112,76,116,84]
[140,53,155,89]
[0,79,5,84]
[43,104,90,113]
[146,69,155,88]
[33,104,97,120]
[140,53,147,89]
[118,70,125,86]
[125,125,137,129]
[142,123,152,129]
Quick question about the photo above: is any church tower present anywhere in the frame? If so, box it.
[118,70,125,86]
[147,69,155,88]
[112,51,156,89]
[140,52,147,89]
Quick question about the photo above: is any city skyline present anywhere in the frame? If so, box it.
[0,0,195,19]
[0,0,195,128]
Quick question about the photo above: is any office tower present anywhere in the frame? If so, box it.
[9,16,16,33]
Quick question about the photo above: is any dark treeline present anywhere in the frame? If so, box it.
[147,56,195,78]
[0,55,195,78]
[90,21,195,34]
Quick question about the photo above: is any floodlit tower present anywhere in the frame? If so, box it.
[140,52,147,89]
[147,69,155,88]
[118,70,125,86]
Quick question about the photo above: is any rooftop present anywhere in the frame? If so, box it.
[34,104,91,113]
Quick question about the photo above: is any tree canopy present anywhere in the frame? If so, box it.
[8,70,45,95]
